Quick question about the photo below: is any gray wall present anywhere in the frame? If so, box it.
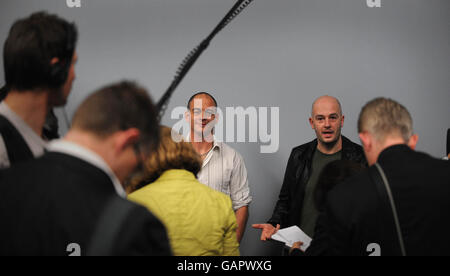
[1,0,449,256]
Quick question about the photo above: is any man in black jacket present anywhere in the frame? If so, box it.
[0,81,172,256]
[253,96,366,243]
[297,97,450,256]
[0,12,78,168]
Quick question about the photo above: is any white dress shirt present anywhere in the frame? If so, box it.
[188,135,252,211]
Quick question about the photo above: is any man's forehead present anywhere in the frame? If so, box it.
[312,97,342,116]
[191,95,216,108]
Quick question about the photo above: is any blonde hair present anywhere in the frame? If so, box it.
[127,126,202,193]
[358,97,413,143]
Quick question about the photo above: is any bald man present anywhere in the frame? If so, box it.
[253,96,366,252]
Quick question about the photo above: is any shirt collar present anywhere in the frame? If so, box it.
[185,133,221,167]
[0,102,47,156]
[47,139,127,198]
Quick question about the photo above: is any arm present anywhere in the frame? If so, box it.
[228,152,252,242]
[223,198,240,256]
[253,149,298,241]
[267,149,299,226]
[235,206,248,243]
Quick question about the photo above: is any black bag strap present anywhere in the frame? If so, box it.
[0,115,34,165]
[369,163,407,256]
[87,196,134,256]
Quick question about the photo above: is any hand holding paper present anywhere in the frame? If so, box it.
[271,226,312,251]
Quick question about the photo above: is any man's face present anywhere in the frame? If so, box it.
[309,97,344,146]
[186,94,217,139]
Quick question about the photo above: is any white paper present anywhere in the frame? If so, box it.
[271,226,312,251]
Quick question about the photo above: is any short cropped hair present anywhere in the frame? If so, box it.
[127,126,202,193]
[3,11,78,91]
[72,81,159,153]
[358,97,413,142]
[187,92,218,109]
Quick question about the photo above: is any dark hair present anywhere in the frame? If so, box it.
[72,81,159,154]
[314,160,365,212]
[3,11,78,91]
[0,85,8,102]
[187,92,218,109]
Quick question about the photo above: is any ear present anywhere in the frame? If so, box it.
[114,128,141,154]
[309,117,314,129]
[184,110,191,123]
[214,111,219,122]
[340,115,345,128]
[359,132,371,152]
[407,134,419,150]
[50,57,60,66]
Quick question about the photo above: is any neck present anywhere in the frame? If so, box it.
[64,129,129,184]
[4,90,50,137]
[379,137,408,153]
[190,131,214,154]
[317,136,343,155]
[64,130,109,161]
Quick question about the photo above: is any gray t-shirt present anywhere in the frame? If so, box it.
[300,149,341,237]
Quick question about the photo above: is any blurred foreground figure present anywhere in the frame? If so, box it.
[128,126,240,256]
[0,12,78,168]
[303,97,450,256]
[0,81,171,256]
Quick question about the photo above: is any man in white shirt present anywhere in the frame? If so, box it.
[0,12,78,168]
[185,92,252,243]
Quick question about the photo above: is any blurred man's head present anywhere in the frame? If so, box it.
[358,97,418,165]
[69,81,159,183]
[309,95,345,150]
[185,92,218,141]
[3,11,78,107]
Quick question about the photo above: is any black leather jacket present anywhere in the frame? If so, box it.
[267,136,367,228]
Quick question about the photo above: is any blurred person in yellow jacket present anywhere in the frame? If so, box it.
[127,126,240,256]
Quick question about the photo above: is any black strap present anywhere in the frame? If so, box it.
[86,196,134,256]
[156,0,254,121]
[369,163,406,256]
[0,115,34,165]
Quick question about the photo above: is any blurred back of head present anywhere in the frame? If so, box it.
[314,160,365,212]
[71,81,159,154]
[127,126,202,193]
[358,97,413,143]
[3,11,78,91]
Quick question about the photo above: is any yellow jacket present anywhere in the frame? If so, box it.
[128,169,240,256]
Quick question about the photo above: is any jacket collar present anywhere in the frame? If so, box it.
[157,169,197,182]
[378,144,411,163]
